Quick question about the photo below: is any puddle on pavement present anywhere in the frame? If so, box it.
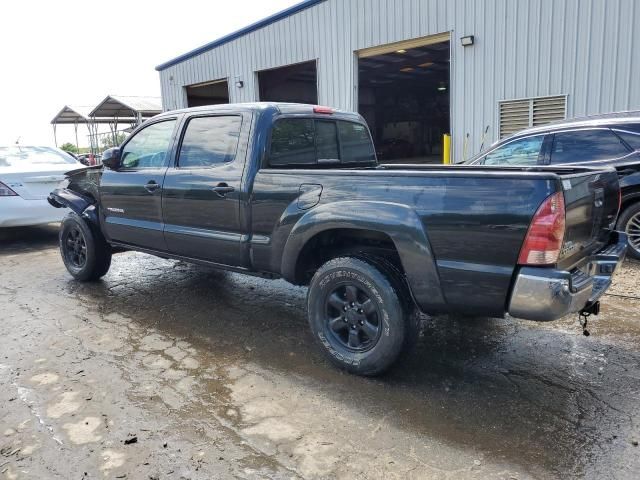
[52,251,640,478]
[0,239,627,479]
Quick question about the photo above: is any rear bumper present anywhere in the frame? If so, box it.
[508,232,628,321]
[0,197,67,227]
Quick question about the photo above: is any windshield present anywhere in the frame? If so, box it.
[0,146,78,167]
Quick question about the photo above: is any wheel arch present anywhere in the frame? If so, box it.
[281,201,446,313]
[620,184,640,214]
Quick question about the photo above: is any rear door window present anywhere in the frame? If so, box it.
[482,135,545,165]
[178,115,242,168]
[550,129,630,164]
[268,118,375,168]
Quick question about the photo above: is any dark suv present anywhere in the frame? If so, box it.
[467,111,640,259]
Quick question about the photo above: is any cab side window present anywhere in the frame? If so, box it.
[121,120,176,169]
[178,116,242,168]
[550,129,630,164]
[482,135,544,165]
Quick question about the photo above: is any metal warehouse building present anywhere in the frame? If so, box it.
[156,0,640,163]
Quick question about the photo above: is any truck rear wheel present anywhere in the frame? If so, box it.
[60,212,112,281]
[307,256,409,376]
[617,202,640,260]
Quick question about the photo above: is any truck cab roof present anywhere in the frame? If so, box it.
[155,102,365,123]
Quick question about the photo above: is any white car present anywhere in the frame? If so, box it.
[0,146,79,227]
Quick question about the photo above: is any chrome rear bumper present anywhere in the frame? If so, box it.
[508,232,627,321]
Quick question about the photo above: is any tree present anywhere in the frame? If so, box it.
[100,133,127,150]
[60,142,79,154]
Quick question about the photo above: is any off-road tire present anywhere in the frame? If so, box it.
[617,202,640,261]
[59,212,112,281]
[307,256,410,376]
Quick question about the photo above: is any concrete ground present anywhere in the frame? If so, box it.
[1,224,639,480]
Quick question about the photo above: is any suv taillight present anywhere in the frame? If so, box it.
[0,181,18,196]
[518,191,566,266]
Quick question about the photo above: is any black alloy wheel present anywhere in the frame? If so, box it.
[307,256,412,376]
[325,284,381,352]
[63,225,88,269]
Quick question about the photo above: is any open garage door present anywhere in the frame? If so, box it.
[358,34,450,164]
[258,60,318,104]
[186,79,230,107]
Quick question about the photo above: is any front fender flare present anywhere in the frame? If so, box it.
[48,188,99,228]
[281,201,446,313]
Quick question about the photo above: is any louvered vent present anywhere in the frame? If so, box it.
[499,95,566,138]
[499,100,530,138]
[532,95,566,126]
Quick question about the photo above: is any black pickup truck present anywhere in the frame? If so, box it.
[50,103,627,375]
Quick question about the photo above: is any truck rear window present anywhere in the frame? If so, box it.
[268,118,376,168]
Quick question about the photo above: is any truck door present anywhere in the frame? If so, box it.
[99,118,178,250]
[161,113,250,266]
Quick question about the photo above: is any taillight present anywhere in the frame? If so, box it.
[313,106,334,114]
[518,191,566,265]
[0,181,18,196]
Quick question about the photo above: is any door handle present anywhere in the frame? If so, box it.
[144,181,160,193]
[211,183,235,197]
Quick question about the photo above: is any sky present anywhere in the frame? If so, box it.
[0,0,300,148]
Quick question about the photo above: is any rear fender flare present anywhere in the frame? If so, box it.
[281,201,446,312]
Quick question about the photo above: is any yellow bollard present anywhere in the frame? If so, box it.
[443,134,451,164]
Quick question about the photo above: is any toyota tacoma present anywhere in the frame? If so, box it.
[50,103,627,375]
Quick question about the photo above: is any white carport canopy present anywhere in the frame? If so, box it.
[88,96,162,149]
[51,97,163,153]
[50,105,114,152]
[89,95,162,122]
[50,105,93,125]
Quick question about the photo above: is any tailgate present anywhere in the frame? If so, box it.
[558,169,620,269]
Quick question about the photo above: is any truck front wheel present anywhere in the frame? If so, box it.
[307,256,409,376]
[60,212,112,281]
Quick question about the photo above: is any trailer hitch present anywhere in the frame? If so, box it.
[578,301,600,336]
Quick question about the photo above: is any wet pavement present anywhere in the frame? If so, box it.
[1,225,639,479]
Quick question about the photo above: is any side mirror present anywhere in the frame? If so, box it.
[102,148,121,170]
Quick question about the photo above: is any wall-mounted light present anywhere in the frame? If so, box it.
[461,35,475,47]
[437,82,447,92]
[235,80,244,88]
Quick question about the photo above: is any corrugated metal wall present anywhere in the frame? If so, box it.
[158,0,640,161]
